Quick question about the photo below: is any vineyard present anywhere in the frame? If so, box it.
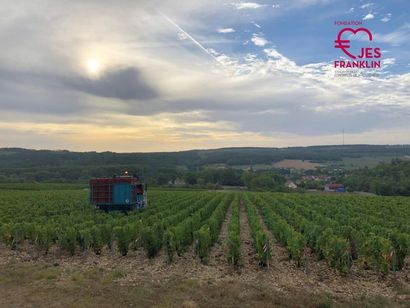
[0,189,409,273]
[0,185,410,307]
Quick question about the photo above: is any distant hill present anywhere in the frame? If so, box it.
[0,145,409,183]
[1,145,410,168]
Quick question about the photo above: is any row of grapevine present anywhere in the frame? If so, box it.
[259,194,354,272]
[140,193,222,257]
[251,194,307,267]
[1,188,409,273]
[261,193,409,274]
[312,201,410,271]
[287,195,409,273]
[163,193,229,262]
[227,195,240,265]
[195,193,234,264]
[243,195,271,266]
[0,190,218,257]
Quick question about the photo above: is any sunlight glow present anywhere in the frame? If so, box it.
[86,58,101,75]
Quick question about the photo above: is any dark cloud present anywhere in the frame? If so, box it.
[0,66,158,117]
[0,68,89,115]
[66,67,158,100]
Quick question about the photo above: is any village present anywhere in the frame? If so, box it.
[166,161,348,193]
[277,166,347,193]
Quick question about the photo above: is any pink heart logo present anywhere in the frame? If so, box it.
[335,27,373,59]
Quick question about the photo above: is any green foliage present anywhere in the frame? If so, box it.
[162,194,229,262]
[173,218,194,255]
[3,146,409,184]
[78,228,92,252]
[90,226,103,255]
[251,195,302,266]
[163,229,176,262]
[227,201,240,265]
[0,223,15,248]
[361,234,393,274]
[242,171,286,191]
[194,194,232,264]
[317,229,352,273]
[195,226,211,264]
[254,230,271,265]
[36,225,53,254]
[389,232,410,271]
[287,233,306,265]
[0,188,409,277]
[100,224,113,250]
[59,227,77,256]
[244,196,272,266]
[114,226,131,256]
[344,159,410,196]
[141,224,163,258]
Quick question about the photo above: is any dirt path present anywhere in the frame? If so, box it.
[208,202,232,267]
[251,201,305,276]
[239,200,257,269]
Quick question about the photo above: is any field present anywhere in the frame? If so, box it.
[209,160,325,171]
[272,160,324,170]
[0,187,409,307]
[338,156,410,170]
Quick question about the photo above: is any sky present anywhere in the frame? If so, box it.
[0,0,409,152]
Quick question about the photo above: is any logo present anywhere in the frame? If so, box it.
[333,25,381,69]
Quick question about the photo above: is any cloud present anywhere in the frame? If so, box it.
[217,28,235,33]
[380,13,392,23]
[251,22,261,28]
[360,3,374,9]
[363,13,374,20]
[382,58,396,67]
[0,0,409,151]
[65,67,158,100]
[348,23,410,46]
[374,23,410,46]
[251,33,268,46]
[231,2,267,10]
[279,0,330,9]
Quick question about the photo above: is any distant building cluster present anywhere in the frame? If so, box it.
[275,161,346,193]
[324,183,346,193]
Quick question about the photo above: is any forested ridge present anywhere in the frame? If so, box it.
[1,145,409,183]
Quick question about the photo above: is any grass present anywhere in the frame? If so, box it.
[109,267,128,280]
[392,281,410,296]
[70,267,105,283]
[0,263,60,285]
[349,295,402,308]
[0,262,408,308]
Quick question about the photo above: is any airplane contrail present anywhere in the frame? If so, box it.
[158,10,223,65]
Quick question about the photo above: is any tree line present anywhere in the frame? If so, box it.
[343,159,410,196]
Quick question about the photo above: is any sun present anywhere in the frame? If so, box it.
[86,58,101,75]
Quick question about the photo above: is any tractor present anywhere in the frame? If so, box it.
[89,172,147,211]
